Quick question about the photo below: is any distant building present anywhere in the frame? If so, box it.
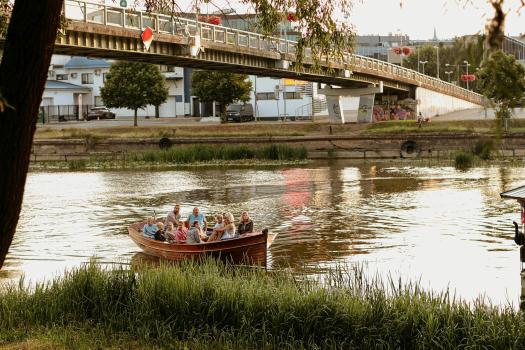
[43,55,186,118]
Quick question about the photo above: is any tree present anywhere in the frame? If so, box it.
[191,71,252,115]
[0,0,64,269]
[477,50,525,129]
[101,62,168,126]
[402,36,485,91]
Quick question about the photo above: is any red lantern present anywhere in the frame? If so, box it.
[461,74,476,82]
[402,47,412,56]
[208,16,221,25]
[287,13,297,22]
[393,47,402,55]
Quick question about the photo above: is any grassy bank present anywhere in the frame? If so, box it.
[34,144,308,171]
[35,119,525,140]
[1,260,524,349]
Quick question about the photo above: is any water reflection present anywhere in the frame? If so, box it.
[2,162,524,306]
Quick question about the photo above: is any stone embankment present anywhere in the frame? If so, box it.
[31,133,525,161]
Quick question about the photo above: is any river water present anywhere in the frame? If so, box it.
[2,161,524,306]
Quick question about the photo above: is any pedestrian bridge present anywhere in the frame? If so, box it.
[24,1,488,119]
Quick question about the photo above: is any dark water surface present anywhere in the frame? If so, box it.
[2,161,524,305]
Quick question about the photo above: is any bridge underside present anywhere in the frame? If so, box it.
[51,22,414,93]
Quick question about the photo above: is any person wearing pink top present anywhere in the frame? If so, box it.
[173,220,188,243]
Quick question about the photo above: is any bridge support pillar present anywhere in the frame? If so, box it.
[319,83,383,124]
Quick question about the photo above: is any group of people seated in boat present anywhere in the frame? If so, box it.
[142,204,254,244]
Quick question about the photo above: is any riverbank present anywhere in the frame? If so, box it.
[1,260,523,349]
[29,144,308,170]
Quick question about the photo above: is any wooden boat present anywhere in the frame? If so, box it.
[128,221,268,267]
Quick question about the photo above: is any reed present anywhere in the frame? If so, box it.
[122,144,308,164]
[454,151,475,169]
[1,260,524,349]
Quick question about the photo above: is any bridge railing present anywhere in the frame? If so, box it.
[63,0,484,105]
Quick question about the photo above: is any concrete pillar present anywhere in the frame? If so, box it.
[326,95,344,124]
[319,83,383,124]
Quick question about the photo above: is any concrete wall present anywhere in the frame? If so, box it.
[416,87,481,118]
[30,133,525,162]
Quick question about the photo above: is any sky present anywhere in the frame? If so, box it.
[108,0,524,40]
[348,0,524,40]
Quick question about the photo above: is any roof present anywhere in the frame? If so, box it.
[64,57,110,69]
[500,185,525,200]
[45,80,91,91]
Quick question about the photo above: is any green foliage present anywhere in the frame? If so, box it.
[123,144,307,163]
[2,261,525,349]
[403,36,485,90]
[100,62,168,126]
[477,50,525,107]
[472,139,494,160]
[191,71,252,114]
[454,151,474,169]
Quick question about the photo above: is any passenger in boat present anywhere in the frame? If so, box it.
[186,220,207,244]
[208,212,236,241]
[165,222,177,243]
[155,222,166,241]
[143,217,158,239]
[165,203,182,227]
[237,211,253,235]
[174,220,188,243]
[188,207,207,231]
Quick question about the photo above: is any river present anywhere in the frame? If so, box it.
[1,161,523,306]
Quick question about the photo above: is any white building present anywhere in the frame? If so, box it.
[43,55,328,121]
[43,55,186,118]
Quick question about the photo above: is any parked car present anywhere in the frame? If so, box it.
[226,103,254,122]
[84,107,116,121]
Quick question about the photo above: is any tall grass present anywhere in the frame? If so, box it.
[122,144,308,164]
[1,260,524,349]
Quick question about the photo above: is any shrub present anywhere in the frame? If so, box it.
[455,151,474,169]
[472,139,494,160]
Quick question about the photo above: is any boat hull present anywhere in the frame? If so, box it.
[128,222,267,267]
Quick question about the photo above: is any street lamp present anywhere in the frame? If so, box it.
[434,46,440,79]
[445,70,453,83]
[419,60,428,75]
[463,60,471,90]
[397,29,404,67]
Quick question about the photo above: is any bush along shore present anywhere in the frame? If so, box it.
[32,144,309,171]
[1,260,525,349]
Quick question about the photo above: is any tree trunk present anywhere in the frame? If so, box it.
[0,0,64,269]
[155,105,159,118]
[134,108,138,127]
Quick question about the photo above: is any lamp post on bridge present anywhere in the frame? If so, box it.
[445,70,453,83]
[463,60,471,90]
[419,60,428,75]
[434,46,440,79]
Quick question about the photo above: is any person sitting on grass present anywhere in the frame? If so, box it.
[174,220,188,243]
[186,221,207,244]
[208,212,236,241]
[237,211,254,235]
[142,217,158,239]
[155,222,166,241]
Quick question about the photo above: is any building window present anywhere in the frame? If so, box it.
[94,96,104,106]
[81,73,94,84]
[284,92,301,99]
[256,92,276,100]
[56,74,68,81]
[175,95,183,102]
